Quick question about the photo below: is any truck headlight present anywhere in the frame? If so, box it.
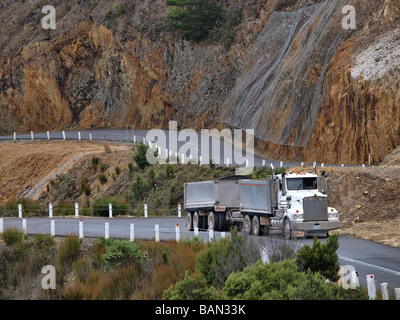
[293,212,304,220]
[328,209,339,219]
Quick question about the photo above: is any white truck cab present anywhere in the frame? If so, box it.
[275,170,340,239]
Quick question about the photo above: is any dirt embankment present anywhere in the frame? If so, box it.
[0,140,131,203]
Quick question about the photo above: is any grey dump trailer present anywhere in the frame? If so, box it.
[184,172,341,238]
[184,175,278,236]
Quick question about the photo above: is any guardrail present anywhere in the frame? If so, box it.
[338,265,400,300]
[0,130,373,168]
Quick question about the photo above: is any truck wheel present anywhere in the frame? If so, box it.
[193,212,200,229]
[218,212,226,231]
[252,215,260,236]
[208,211,220,230]
[186,212,193,231]
[243,215,252,235]
[282,219,292,240]
[199,215,207,230]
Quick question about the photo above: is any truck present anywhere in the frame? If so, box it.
[184,166,340,239]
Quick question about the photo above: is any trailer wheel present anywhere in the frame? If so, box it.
[252,215,261,236]
[218,212,226,231]
[243,215,252,235]
[186,212,193,231]
[208,211,219,230]
[193,212,200,229]
[282,218,292,240]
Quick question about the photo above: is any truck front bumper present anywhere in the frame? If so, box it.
[291,220,340,237]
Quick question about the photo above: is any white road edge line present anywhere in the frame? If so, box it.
[339,255,400,277]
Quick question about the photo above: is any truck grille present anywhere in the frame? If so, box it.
[303,196,328,221]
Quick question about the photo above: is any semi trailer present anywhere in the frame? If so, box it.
[184,166,340,239]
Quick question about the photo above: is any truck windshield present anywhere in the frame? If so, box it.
[286,178,317,190]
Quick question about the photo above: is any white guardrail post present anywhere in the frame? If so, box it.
[209,228,214,242]
[194,227,199,237]
[178,203,181,218]
[75,203,79,218]
[49,201,53,218]
[155,224,160,242]
[18,204,22,218]
[109,203,112,218]
[381,283,389,300]
[51,220,55,237]
[367,274,376,300]
[22,219,27,235]
[0,218,3,233]
[63,131,66,140]
[175,224,180,242]
[395,288,400,300]
[144,204,148,218]
[105,222,110,239]
[79,220,84,239]
[130,223,135,242]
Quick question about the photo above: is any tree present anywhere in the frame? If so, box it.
[296,234,340,282]
[133,143,150,170]
[166,0,226,41]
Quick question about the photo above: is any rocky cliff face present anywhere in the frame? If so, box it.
[1,0,399,164]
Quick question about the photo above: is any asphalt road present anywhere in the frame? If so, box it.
[0,129,331,168]
[3,216,400,292]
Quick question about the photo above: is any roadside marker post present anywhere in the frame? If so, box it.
[63,131,66,140]
[22,219,27,235]
[178,203,181,218]
[49,202,53,218]
[175,224,180,242]
[194,227,199,237]
[209,228,214,242]
[109,203,113,218]
[51,220,55,237]
[130,223,135,242]
[155,224,160,242]
[367,274,376,300]
[105,223,110,239]
[381,283,389,300]
[144,204,148,218]
[79,220,84,239]
[75,203,79,218]
[0,218,3,233]
[18,204,22,218]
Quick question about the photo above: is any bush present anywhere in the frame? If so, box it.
[128,175,148,203]
[195,227,259,289]
[275,0,297,11]
[133,143,150,170]
[1,228,24,245]
[296,234,340,282]
[223,259,367,300]
[98,173,108,185]
[58,235,81,267]
[101,239,147,269]
[163,271,219,300]
[33,233,55,249]
[166,0,226,41]
[92,156,100,170]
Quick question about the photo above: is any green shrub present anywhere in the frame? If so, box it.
[114,4,122,15]
[275,0,297,11]
[1,228,24,245]
[58,235,81,267]
[101,239,147,268]
[166,0,226,41]
[98,173,108,185]
[128,175,148,203]
[92,156,100,170]
[223,259,367,300]
[165,164,174,179]
[163,271,219,300]
[195,227,259,289]
[296,234,340,282]
[33,233,55,249]
[133,143,150,170]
